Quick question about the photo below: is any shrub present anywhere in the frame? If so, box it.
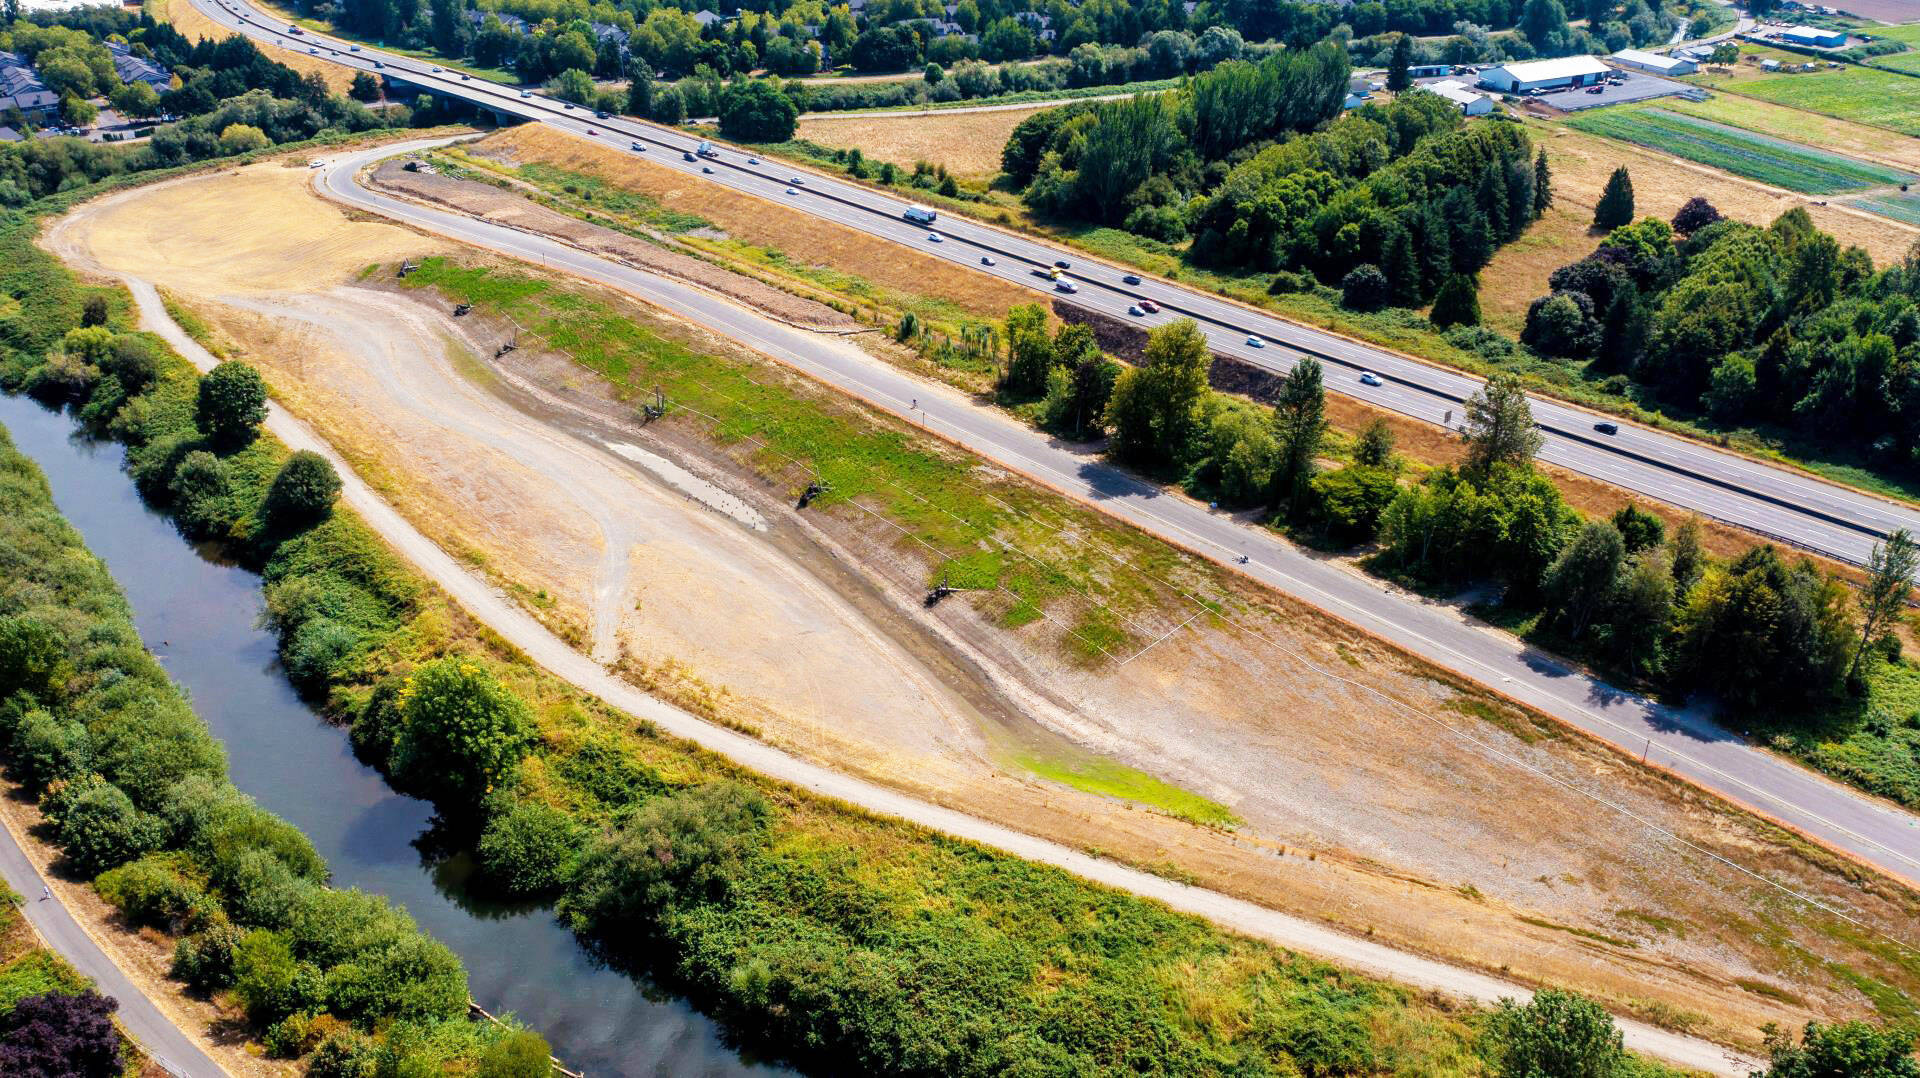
[1340,264,1390,311]
[1268,270,1306,294]
[263,1011,318,1058]
[231,930,324,1025]
[477,800,585,897]
[0,616,62,701]
[1484,988,1623,1078]
[282,619,363,694]
[478,1031,554,1078]
[167,450,233,539]
[1521,292,1599,358]
[0,990,121,1078]
[566,781,771,929]
[306,1028,381,1078]
[1670,196,1721,235]
[95,854,210,931]
[10,709,89,794]
[171,920,245,992]
[45,775,166,877]
[388,659,537,807]
[99,335,157,391]
[195,361,267,451]
[263,450,341,532]
[1428,273,1481,328]
[1309,466,1400,545]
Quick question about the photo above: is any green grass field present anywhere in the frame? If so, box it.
[1846,190,1920,225]
[1564,105,1913,191]
[1698,64,1920,135]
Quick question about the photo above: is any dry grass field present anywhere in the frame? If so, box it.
[156,0,355,93]
[794,105,1052,181]
[1478,119,1919,332]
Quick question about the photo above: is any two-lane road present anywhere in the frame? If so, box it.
[310,137,1920,891]
[190,0,1920,569]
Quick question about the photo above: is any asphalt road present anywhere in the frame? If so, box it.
[89,196,1758,1077]
[310,137,1920,894]
[0,814,223,1077]
[190,0,1920,570]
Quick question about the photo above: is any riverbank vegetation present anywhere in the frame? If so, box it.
[0,891,148,1076]
[0,400,547,1068]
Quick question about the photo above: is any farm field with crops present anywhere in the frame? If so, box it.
[1563,105,1913,192]
[1692,62,1920,135]
[1847,190,1920,226]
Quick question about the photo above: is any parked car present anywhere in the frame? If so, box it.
[1359,371,1382,387]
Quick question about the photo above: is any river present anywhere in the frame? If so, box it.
[0,392,787,1078]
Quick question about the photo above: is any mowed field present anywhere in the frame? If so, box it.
[1564,105,1914,192]
[794,105,1050,181]
[1849,189,1920,225]
[1693,60,1920,135]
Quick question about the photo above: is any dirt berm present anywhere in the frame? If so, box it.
[369,159,864,334]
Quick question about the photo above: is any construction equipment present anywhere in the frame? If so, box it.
[452,303,472,316]
[495,338,516,358]
[797,480,829,509]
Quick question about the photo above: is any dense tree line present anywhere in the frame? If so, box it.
[1523,200,1920,480]
[1006,59,1547,294]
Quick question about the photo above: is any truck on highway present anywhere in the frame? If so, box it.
[696,140,717,157]
[903,204,937,225]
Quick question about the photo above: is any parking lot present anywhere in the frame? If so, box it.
[1530,70,1706,110]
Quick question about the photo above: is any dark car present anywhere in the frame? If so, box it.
[1122,273,1141,285]
[683,151,696,161]
[1053,259,1071,269]
[595,110,609,118]
[1593,421,1619,435]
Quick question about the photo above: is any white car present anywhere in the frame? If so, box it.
[1127,305,1142,316]
[785,187,797,195]
[789,176,805,185]
[349,44,361,51]
[1246,335,1264,348]
[630,141,646,152]
[1359,371,1382,387]
[1055,280,1077,293]
[520,90,532,98]
[927,233,942,243]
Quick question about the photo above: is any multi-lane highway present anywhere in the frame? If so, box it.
[190,0,1920,569]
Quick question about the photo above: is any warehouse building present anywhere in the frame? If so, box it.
[1779,25,1847,47]
[1426,79,1495,115]
[1478,55,1612,93]
[1609,48,1697,75]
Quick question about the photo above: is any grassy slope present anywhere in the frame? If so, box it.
[1692,61,1920,136]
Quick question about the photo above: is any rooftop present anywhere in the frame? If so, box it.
[1492,55,1612,80]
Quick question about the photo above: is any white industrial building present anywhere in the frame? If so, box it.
[1478,55,1612,93]
[1609,48,1698,75]
[1779,24,1847,47]
[1426,79,1495,115]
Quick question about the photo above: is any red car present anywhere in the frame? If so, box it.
[1139,299,1160,313]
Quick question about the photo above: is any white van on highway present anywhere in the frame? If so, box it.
[903,204,937,225]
